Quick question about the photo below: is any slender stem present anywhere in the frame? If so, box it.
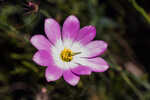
[107,52,144,100]
[121,72,144,100]
[129,0,150,23]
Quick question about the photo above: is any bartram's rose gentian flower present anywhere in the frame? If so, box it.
[30,15,109,86]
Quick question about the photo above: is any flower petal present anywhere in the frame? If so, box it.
[45,65,63,82]
[78,57,109,72]
[30,35,52,50]
[62,15,80,41]
[83,40,108,58]
[33,50,52,66]
[76,25,96,45]
[71,65,91,75]
[45,18,61,44]
[63,70,80,86]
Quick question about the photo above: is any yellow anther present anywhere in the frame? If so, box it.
[60,48,74,62]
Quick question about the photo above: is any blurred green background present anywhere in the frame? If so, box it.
[0,0,150,100]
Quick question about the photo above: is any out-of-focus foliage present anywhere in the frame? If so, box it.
[0,0,150,100]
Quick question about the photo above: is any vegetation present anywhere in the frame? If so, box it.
[0,0,150,100]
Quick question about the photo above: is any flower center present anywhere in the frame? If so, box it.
[60,48,74,62]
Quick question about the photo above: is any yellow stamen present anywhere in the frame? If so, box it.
[60,48,73,62]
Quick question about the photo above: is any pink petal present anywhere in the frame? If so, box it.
[72,66,91,75]
[45,65,63,82]
[62,15,80,41]
[30,35,52,51]
[84,40,108,58]
[86,57,109,72]
[76,25,96,45]
[33,50,53,66]
[63,70,80,86]
[45,18,61,44]
[78,57,109,72]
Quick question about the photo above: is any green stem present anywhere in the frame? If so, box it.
[129,0,150,23]
[107,52,144,100]
[121,73,144,100]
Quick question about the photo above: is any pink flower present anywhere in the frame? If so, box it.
[30,15,109,86]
